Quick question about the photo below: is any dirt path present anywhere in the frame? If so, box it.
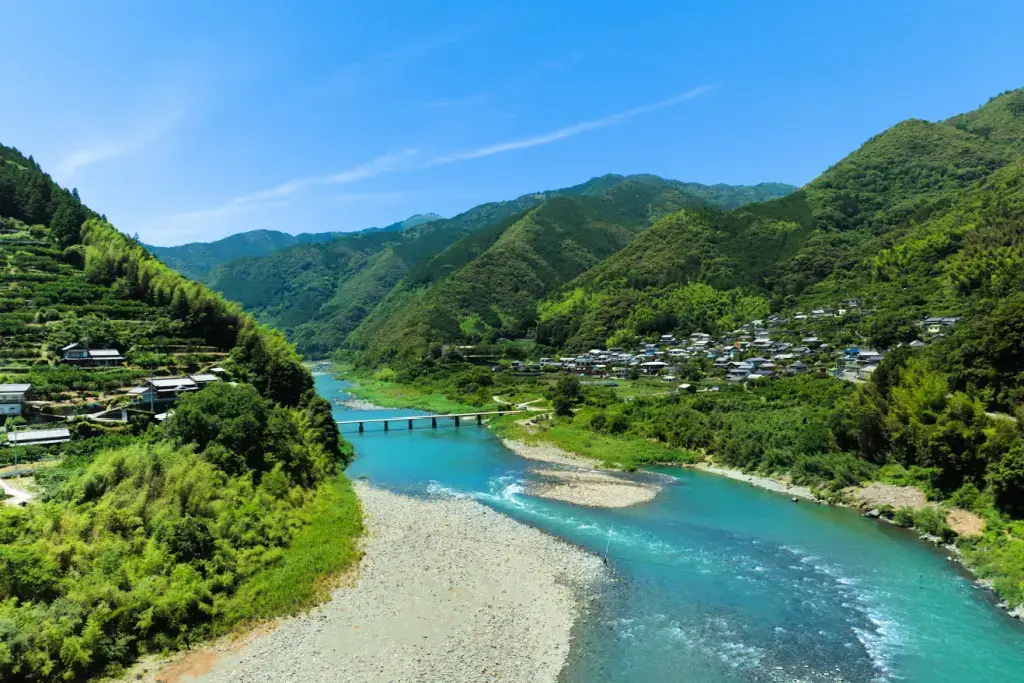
[0,476,34,506]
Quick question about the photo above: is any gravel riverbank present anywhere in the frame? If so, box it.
[693,463,817,501]
[138,481,604,683]
[501,438,662,507]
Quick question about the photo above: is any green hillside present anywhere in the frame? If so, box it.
[204,175,794,357]
[536,90,1024,351]
[0,144,359,681]
[147,213,443,281]
[348,177,762,360]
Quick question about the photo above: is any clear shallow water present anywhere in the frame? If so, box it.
[319,375,1024,682]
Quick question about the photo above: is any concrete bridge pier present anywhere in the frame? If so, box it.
[384,420,389,432]
[476,414,482,425]
[408,419,413,430]
[454,416,461,427]
[432,417,437,428]
[359,422,364,433]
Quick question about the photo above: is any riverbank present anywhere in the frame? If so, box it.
[135,482,604,683]
[691,463,818,501]
[500,437,661,508]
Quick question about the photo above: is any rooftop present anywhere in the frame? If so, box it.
[7,427,71,445]
[0,384,32,394]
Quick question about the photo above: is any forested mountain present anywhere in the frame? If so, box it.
[201,175,794,356]
[146,213,442,280]
[536,89,1024,351]
[0,143,358,681]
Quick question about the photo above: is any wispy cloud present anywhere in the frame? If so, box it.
[419,92,489,110]
[164,149,419,224]
[55,106,186,180]
[422,85,713,167]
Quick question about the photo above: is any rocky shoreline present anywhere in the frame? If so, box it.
[135,482,605,683]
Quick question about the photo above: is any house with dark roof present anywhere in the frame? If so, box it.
[0,384,32,416]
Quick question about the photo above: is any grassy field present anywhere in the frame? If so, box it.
[218,473,364,630]
[494,411,698,470]
[337,369,499,413]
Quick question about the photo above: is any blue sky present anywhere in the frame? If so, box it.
[2,1,1022,246]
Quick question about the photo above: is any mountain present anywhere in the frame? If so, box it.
[147,213,444,281]
[0,143,357,680]
[536,89,1024,351]
[202,175,794,356]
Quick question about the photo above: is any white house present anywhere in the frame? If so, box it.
[0,384,31,416]
[127,374,221,406]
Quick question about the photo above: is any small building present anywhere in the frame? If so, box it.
[127,374,221,406]
[788,361,809,375]
[857,365,879,381]
[677,383,696,394]
[6,427,71,447]
[61,342,125,367]
[922,317,960,336]
[640,361,668,375]
[0,384,32,416]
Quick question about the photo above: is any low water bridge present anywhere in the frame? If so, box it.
[337,410,522,433]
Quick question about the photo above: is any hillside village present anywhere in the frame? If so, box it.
[0,216,236,461]
[517,304,959,389]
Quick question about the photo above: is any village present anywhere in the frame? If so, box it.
[0,339,230,452]
[514,305,959,391]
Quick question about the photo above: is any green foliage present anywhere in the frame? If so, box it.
[0,440,357,681]
[549,375,582,417]
[0,141,360,680]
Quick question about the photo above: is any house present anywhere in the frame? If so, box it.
[922,317,960,335]
[6,427,71,447]
[61,342,125,367]
[857,365,879,380]
[127,374,221,406]
[788,361,809,375]
[677,383,696,394]
[640,361,668,375]
[801,337,824,348]
[909,340,927,348]
[0,384,32,416]
[726,364,753,382]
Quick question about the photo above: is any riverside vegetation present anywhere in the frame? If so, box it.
[0,144,361,681]
[167,88,1024,615]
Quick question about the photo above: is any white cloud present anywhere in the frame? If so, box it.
[150,150,419,240]
[422,85,713,167]
[55,106,186,180]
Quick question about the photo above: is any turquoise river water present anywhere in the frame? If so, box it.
[317,374,1024,682]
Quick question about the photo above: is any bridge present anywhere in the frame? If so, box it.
[336,410,522,433]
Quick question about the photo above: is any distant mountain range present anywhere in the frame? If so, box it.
[155,175,795,356]
[146,213,443,280]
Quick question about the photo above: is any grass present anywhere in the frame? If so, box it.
[218,473,364,630]
[495,413,698,470]
[338,370,499,414]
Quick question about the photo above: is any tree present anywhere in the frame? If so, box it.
[165,383,268,475]
[990,441,1024,516]
[549,375,581,417]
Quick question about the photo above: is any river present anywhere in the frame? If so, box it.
[318,374,1024,682]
